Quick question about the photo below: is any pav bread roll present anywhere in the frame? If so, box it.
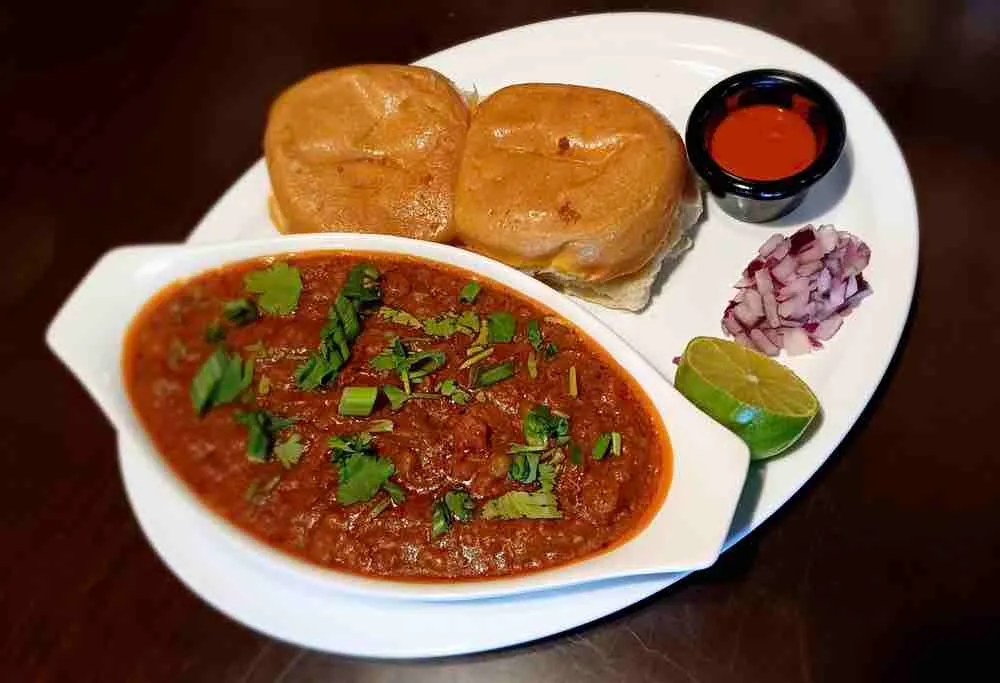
[454,83,701,310]
[265,65,469,242]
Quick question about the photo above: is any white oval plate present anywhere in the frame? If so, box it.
[112,12,916,657]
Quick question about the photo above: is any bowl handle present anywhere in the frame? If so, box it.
[46,246,171,431]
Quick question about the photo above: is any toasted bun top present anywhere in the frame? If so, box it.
[265,65,469,242]
[454,83,690,281]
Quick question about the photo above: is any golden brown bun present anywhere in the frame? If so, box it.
[454,83,696,293]
[264,65,469,242]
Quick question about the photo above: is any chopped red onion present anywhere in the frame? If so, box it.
[759,234,785,258]
[720,224,873,355]
[782,328,813,356]
[750,329,780,356]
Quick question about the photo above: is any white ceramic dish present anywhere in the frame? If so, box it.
[47,233,750,601]
[47,12,918,657]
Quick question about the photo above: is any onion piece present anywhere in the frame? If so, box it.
[720,225,873,355]
[758,234,785,258]
[743,288,764,318]
[771,255,799,284]
[750,329,780,356]
[782,328,813,355]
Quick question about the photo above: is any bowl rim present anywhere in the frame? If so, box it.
[46,232,750,602]
[685,68,847,200]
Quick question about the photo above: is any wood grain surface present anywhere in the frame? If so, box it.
[3,1,998,681]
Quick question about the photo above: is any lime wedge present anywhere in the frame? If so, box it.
[674,336,819,460]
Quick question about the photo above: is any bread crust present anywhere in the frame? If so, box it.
[454,83,691,281]
[265,65,469,242]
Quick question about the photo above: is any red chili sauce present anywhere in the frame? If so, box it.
[710,104,818,181]
[123,253,671,580]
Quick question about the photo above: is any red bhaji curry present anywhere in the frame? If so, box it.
[124,253,671,580]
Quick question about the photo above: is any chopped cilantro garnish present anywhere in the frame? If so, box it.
[592,433,612,460]
[233,410,297,462]
[222,298,258,325]
[471,359,516,388]
[437,378,471,405]
[487,311,515,343]
[383,480,406,504]
[481,491,561,520]
[523,405,570,447]
[538,462,557,493]
[190,348,254,415]
[205,321,226,344]
[274,433,304,469]
[509,452,540,484]
[382,385,438,411]
[341,263,382,305]
[445,490,475,522]
[526,320,543,351]
[377,306,422,329]
[244,262,302,315]
[370,338,446,392]
[459,282,481,304]
[295,267,381,391]
[336,452,395,506]
[328,432,375,460]
[527,350,538,379]
[611,431,622,457]
[460,347,494,370]
[568,366,578,398]
[431,489,475,538]
[431,501,451,539]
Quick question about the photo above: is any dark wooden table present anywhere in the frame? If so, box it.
[4,1,998,680]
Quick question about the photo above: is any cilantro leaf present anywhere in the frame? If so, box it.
[382,385,438,411]
[222,298,258,325]
[592,433,612,460]
[341,264,382,305]
[445,490,475,522]
[190,348,254,415]
[327,432,376,462]
[377,306,423,329]
[431,501,451,539]
[234,410,297,463]
[538,462,557,493]
[481,491,561,520]
[295,271,379,391]
[526,319,543,351]
[437,378,471,405]
[523,405,569,447]
[509,452,540,484]
[423,315,457,337]
[487,311,515,343]
[544,342,558,359]
[459,282,481,304]
[274,433,304,469]
[244,262,302,315]
[205,322,226,344]
[382,480,406,504]
[336,452,394,505]
[431,488,475,538]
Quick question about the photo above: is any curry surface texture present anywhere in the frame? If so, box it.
[123,252,670,580]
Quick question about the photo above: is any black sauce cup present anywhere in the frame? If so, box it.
[685,69,846,223]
